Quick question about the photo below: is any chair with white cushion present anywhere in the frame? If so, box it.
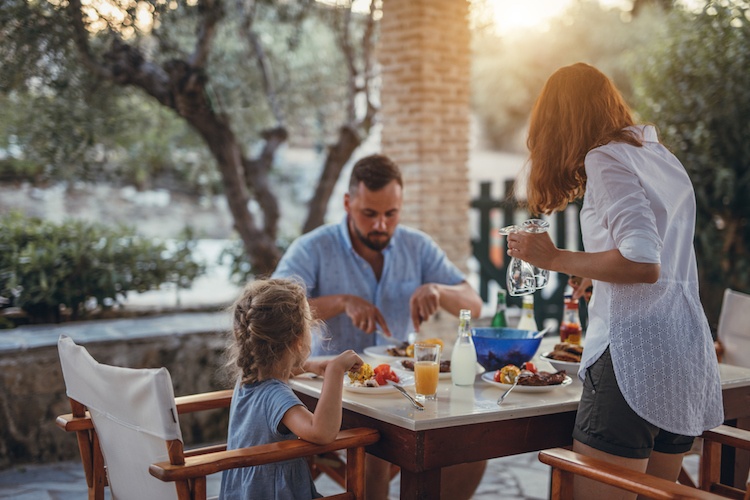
[55,335,378,500]
[716,288,750,368]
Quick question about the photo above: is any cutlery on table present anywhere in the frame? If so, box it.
[532,326,552,339]
[386,380,424,411]
[497,379,518,405]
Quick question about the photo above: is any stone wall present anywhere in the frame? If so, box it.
[0,329,230,469]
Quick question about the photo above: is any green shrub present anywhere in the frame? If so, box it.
[0,212,206,325]
[631,1,750,325]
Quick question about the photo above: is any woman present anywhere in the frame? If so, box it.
[508,62,723,498]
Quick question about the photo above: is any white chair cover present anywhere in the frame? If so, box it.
[58,335,181,500]
[718,289,750,368]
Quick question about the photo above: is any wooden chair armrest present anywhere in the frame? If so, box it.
[538,448,726,500]
[149,428,379,482]
[184,443,227,457]
[702,424,750,451]
[175,389,233,414]
[56,412,93,432]
[56,389,234,433]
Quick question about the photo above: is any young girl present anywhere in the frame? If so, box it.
[219,278,363,500]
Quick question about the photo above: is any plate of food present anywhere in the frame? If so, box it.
[363,338,445,362]
[363,343,409,362]
[398,359,485,379]
[343,362,414,394]
[540,342,583,373]
[481,367,572,393]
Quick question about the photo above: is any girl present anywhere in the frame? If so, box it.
[219,278,363,499]
[508,63,723,499]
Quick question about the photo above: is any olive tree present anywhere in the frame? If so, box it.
[0,0,379,276]
[631,1,750,325]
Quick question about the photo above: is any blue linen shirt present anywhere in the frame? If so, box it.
[219,379,321,500]
[272,216,466,355]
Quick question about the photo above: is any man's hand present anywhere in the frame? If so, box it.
[344,295,392,336]
[569,276,593,302]
[409,284,441,332]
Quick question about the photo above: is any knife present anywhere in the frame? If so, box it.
[386,380,424,411]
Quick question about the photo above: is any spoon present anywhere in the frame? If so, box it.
[532,326,552,339]
[497,379,519,405]
[386,380,425,411]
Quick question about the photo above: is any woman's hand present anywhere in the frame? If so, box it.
[506,231,559,270]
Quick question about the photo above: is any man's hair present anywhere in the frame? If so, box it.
[348,154,403,195]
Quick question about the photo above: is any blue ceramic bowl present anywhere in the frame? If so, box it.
[471,327,542,372]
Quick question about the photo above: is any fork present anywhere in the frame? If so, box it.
[497,379,518,405]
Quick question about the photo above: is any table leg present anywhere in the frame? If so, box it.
[399,467,441,499]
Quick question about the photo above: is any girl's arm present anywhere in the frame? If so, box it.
[281,350,363,444]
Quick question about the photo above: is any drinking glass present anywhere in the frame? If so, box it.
[498,219,550,296]
[413,343,441,401]
[521,219,550,288]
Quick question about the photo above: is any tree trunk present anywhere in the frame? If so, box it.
[302,125,361,233]
[164,62,281,275]
[65,0,283,276]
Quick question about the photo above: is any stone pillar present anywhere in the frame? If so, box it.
[379,0,473,337]
[379,0,472,273]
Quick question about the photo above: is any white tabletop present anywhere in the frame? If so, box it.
[290,336,750,433]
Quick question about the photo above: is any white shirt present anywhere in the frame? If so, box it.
[579,125,723,436]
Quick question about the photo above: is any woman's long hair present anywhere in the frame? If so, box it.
[525,62,642,215]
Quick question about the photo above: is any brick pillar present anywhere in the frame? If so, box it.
[379,0,472,273]
[379,0,473,338]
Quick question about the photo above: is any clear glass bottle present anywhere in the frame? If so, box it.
[517,294,538,332]
[451,309,477,386]
[559,295,583,345]
[491,289,508,328]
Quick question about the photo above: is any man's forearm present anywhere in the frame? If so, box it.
[308,295,348,321]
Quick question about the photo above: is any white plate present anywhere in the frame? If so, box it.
[480,372,572,393]
[397,360,485,379]
[539,352,581,374]
[363,345,409,362]
[343,369,414,394]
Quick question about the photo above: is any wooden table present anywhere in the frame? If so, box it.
[291,338,750,498]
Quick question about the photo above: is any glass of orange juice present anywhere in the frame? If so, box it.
[414,342,441,401]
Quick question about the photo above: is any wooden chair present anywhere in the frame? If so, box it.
[714,288,750,367]
[700,425,750,499]
[539,447,726,499]
[55,335,379,500]
[539,425,750,500]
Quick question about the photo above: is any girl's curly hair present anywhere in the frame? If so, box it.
[225,278,314,385]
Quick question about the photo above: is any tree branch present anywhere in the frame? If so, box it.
[190,0,224,68]
[65,0,113,80]
[358,0,379,132]
[238,0,285,125]
[335,4,358,123]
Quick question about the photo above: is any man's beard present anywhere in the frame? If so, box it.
[354,226,390,251]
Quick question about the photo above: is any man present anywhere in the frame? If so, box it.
[273,153,482,353]
[273,153,485,499]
